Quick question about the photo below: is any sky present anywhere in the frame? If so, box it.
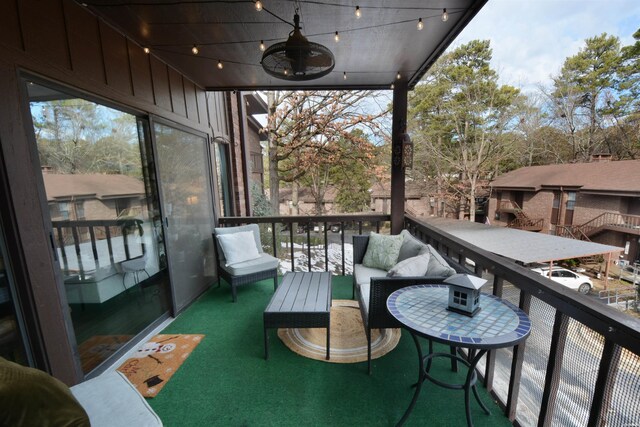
[450,0,640,93]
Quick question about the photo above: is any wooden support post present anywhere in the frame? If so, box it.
[390,80,408,235]
[604,252,611,290]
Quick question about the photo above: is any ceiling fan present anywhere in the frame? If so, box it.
[261,13,335,81]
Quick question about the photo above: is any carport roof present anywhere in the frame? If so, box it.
[424,218,623,264]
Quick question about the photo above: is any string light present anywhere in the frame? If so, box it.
[334,31,340,42]
[441,8,448,22]
[390,83,395,90]
[143,47,150,54]
[255,0,263,11]
[259,40,266,51]
[217,60,224,69]
[343,72,347,80]
[396,71,401,80]
[355,5,361,18]
[191,45,199,55]
[284,68,289,76]
[417,18,424,31]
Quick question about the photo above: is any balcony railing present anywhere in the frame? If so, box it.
[218,214,390,275]
[404,215,640,427]
[51,218,146,278]
[220,213,640,426]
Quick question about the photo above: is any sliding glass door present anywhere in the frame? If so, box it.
[153,120,215,313]
[24,79,171,375]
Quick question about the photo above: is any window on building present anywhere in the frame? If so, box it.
[58,202,70,220]
[250,153,263,173]
[551,192,561,225]
[564,192,576,225]
[74,201,85,220]
[115,198,131,217]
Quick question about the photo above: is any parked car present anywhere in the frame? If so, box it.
[620,264,640,285]
[530,266,593,294]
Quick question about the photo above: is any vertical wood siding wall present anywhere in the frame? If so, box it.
[0,0,233,384]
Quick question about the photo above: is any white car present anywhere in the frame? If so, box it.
[620,265,640,285]
[530,266,593,294]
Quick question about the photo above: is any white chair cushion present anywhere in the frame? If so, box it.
[353,263,387,287]
[219,252,279,276]
[70,371,162,427]
[216,231,261,266]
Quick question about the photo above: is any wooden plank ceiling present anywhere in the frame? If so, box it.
[80,0,486,90]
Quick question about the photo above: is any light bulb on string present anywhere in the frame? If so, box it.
[355,6,361,18]
[284,68,289,76]
[417,18,424,31]
[217,60,224,69]
[255,0,263,11]
[442,8,448,22]
[191,45,199,55]
[396,71,401,80]
[143,47,150,54]
[334,31,340,42]
[343,72,347,80]
[390,83,395,90]
[260,40,266,51]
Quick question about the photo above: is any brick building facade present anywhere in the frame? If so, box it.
[488,159,640,263]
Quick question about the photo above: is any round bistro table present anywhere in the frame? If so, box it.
[387,284,531,427]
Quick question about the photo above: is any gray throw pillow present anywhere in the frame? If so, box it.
[423,245,457,277]
[387,252,431,277]
[362,232,404,271]
[397,230,427,262]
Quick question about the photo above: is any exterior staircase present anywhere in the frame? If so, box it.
[497,200,545,232]
[556,212,640,241]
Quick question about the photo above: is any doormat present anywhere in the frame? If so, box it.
[278,300,400,363]
[78,335,133,373]
[117,334,204,398]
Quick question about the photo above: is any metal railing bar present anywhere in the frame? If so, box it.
[587,340,622,427]
[538,311,569,427]
[484,276,504,392]
[55,225,69,272]
[506,291,532,421]
[71,226,84,275]
[341,221,345,276]
[323,222,328,272]
[271,222,277,258]
[105,226,114,265]
[88,226,99,269]
[307,224,311,272]
[289,224,294,272]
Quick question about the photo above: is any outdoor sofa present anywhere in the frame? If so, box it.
[352,230,474,374]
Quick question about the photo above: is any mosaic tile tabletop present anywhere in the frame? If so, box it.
[387,284,531,348]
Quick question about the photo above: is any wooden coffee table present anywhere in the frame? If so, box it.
[263,271,332,360]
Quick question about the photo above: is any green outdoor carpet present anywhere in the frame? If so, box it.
[149,276,513,427]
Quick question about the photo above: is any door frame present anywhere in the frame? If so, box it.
[149,115,216,315]
[16,72,173,380]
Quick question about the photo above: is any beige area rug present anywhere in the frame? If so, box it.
[277,300,400,363]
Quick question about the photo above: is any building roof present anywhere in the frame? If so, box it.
[370,181,436,198]
[279,186,338,203]
[425,217,622,264]
[490,160,640,195]
[43,173,145,201]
